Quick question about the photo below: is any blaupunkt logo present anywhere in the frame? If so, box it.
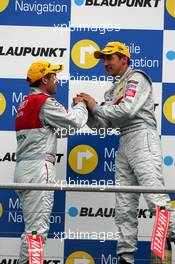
[68,206,152,218]
[0,152,16,162]
[74,0,161,7]
[68,206,115,218]
[0,0,9,12]
[0,46,67,57]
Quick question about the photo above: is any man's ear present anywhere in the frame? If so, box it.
[41,76,48,84]
[122,56,128,65]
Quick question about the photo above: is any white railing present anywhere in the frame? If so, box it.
[0,183,174,193]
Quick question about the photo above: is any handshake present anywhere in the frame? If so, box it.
[73,93,96,110]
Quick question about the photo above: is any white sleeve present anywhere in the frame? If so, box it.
[41,97,88,130]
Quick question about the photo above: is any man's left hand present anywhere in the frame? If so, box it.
[73,96,85,105]
[79,93,96,110]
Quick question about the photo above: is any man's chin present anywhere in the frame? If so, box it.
[107,71,116,77]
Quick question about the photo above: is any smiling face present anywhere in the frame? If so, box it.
[103,53,128,77]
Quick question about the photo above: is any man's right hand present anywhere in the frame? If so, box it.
[79,93,96,110]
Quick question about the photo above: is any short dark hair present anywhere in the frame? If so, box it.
[115,52,130,66]
[27,73,52,87]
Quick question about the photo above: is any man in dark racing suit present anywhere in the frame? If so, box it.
[77,42,175,264]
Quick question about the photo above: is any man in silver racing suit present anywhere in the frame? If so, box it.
[78,42,175,264]
[14,60,88,263]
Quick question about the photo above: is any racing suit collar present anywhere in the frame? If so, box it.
[112,67,132,84]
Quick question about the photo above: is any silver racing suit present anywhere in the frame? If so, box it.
[14,87,88,263]
[87,67,175,264]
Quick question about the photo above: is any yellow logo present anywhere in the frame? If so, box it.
[166,0,175,18]
[0,0,9,12]
[163,95,175,124]
[0,93,6,115]
[0,203,3,218]
[66,251,95,264]
[71,40,100,69]
[68,144,98,174]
